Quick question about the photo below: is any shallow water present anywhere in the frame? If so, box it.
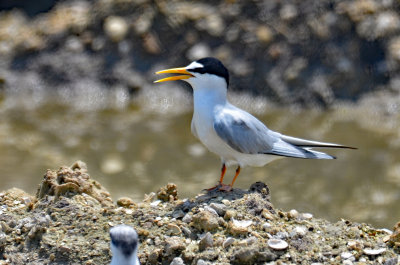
[0,89,399,229]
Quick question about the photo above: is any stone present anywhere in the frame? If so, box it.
[256,25,273,44]
[223,237,235,248]
[164,236,186,255]
[157,183,178,202]
[341,252,354,260]
[224,210,236,220]
[198,232,213,251]
[167,223,182,235]
[191,211,219,232]
[228,219,252,235]
[104,16,128,42]
[262,209,275,220]
[209,203,227,216]
[204,206,218,217]
[170,257,185,265]
[116,197,135,208]
[182,213,193,224]
[290,226,307,237]
[287,209,299,219]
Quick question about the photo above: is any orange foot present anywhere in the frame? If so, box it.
[204,183,232,192]
[218,184,233,192]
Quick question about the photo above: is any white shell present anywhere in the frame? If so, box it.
[232,218,253,228]
[267,238,288,250]
[363,248,386,255]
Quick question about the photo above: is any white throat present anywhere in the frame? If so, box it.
[187,74,228,107]
[110,245,139,265]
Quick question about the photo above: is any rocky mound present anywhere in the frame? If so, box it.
[0,161,398,264]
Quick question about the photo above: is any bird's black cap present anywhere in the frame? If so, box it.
[188,57,229,86]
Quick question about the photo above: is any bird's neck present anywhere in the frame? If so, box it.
[193,88,227,112]
[110,254,139,265]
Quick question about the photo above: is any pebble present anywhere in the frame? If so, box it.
[375,11,400,37]
[156,183,178,202]
[224,209,236,220]
[388,221,400,245]
[267,238,288,250]
[262,222,271,231]
[182,213,192,224]
[204,14,225,36]
[142,32,161,54]
[228,220,250,235]
[276,231,289,240]
[347,240,363,251]
[0,232,6,246]
[148,249,161,263]
[150,200,161,207]
[342,260,353,265]
[232,219,252,228]
[261,209,275,220]
[164,236,186,255]
[116,197,135,208]
[290,226,307,237]
[186,43,211,61]
[229,219,252,235]
[238,236,258,246]
[389,37,400,62]
[363,248,386,255]
[287,209,299,219]
[65,36,83,52]
[167,223,182,235]
[172,210,185,219]
[196,259,210,265]
[221,199,230,206]
[341,252,354,260]
[198,232,213,251]
[104,16,129,42]
[209,203,227,216]
[256,25,273,44]
[301,213,313,220]
[204,206,218,217]
[170,257,185,265]
[384,258,399,265]
[223,237,235,248]
[181,226,194,239]
[191,211,219,232]
[280,4,298,21]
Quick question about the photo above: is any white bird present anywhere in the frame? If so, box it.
[110,224,140,265]
[155,57,355,191]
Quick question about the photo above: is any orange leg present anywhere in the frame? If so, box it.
[219,166,241,192]
[205,163,227,191]
[230,166,241,188]
[219,163,227,184]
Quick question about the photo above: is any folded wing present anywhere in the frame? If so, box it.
[214,108,354,160]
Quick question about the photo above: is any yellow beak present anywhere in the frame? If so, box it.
[154,67,194,83]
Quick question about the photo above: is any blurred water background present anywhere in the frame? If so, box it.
[0,0,399,228]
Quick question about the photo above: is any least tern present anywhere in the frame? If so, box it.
[155,57,355,191]
[110,224,140,265]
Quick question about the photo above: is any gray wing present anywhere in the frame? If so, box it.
[213,110,275,154]
[213,108,343,159]
[280,135,356,149]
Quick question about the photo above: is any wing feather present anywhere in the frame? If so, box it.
[213,107,343,160]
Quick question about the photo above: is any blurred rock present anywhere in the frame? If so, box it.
[104,16,129,42]
[0,0,400,108]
